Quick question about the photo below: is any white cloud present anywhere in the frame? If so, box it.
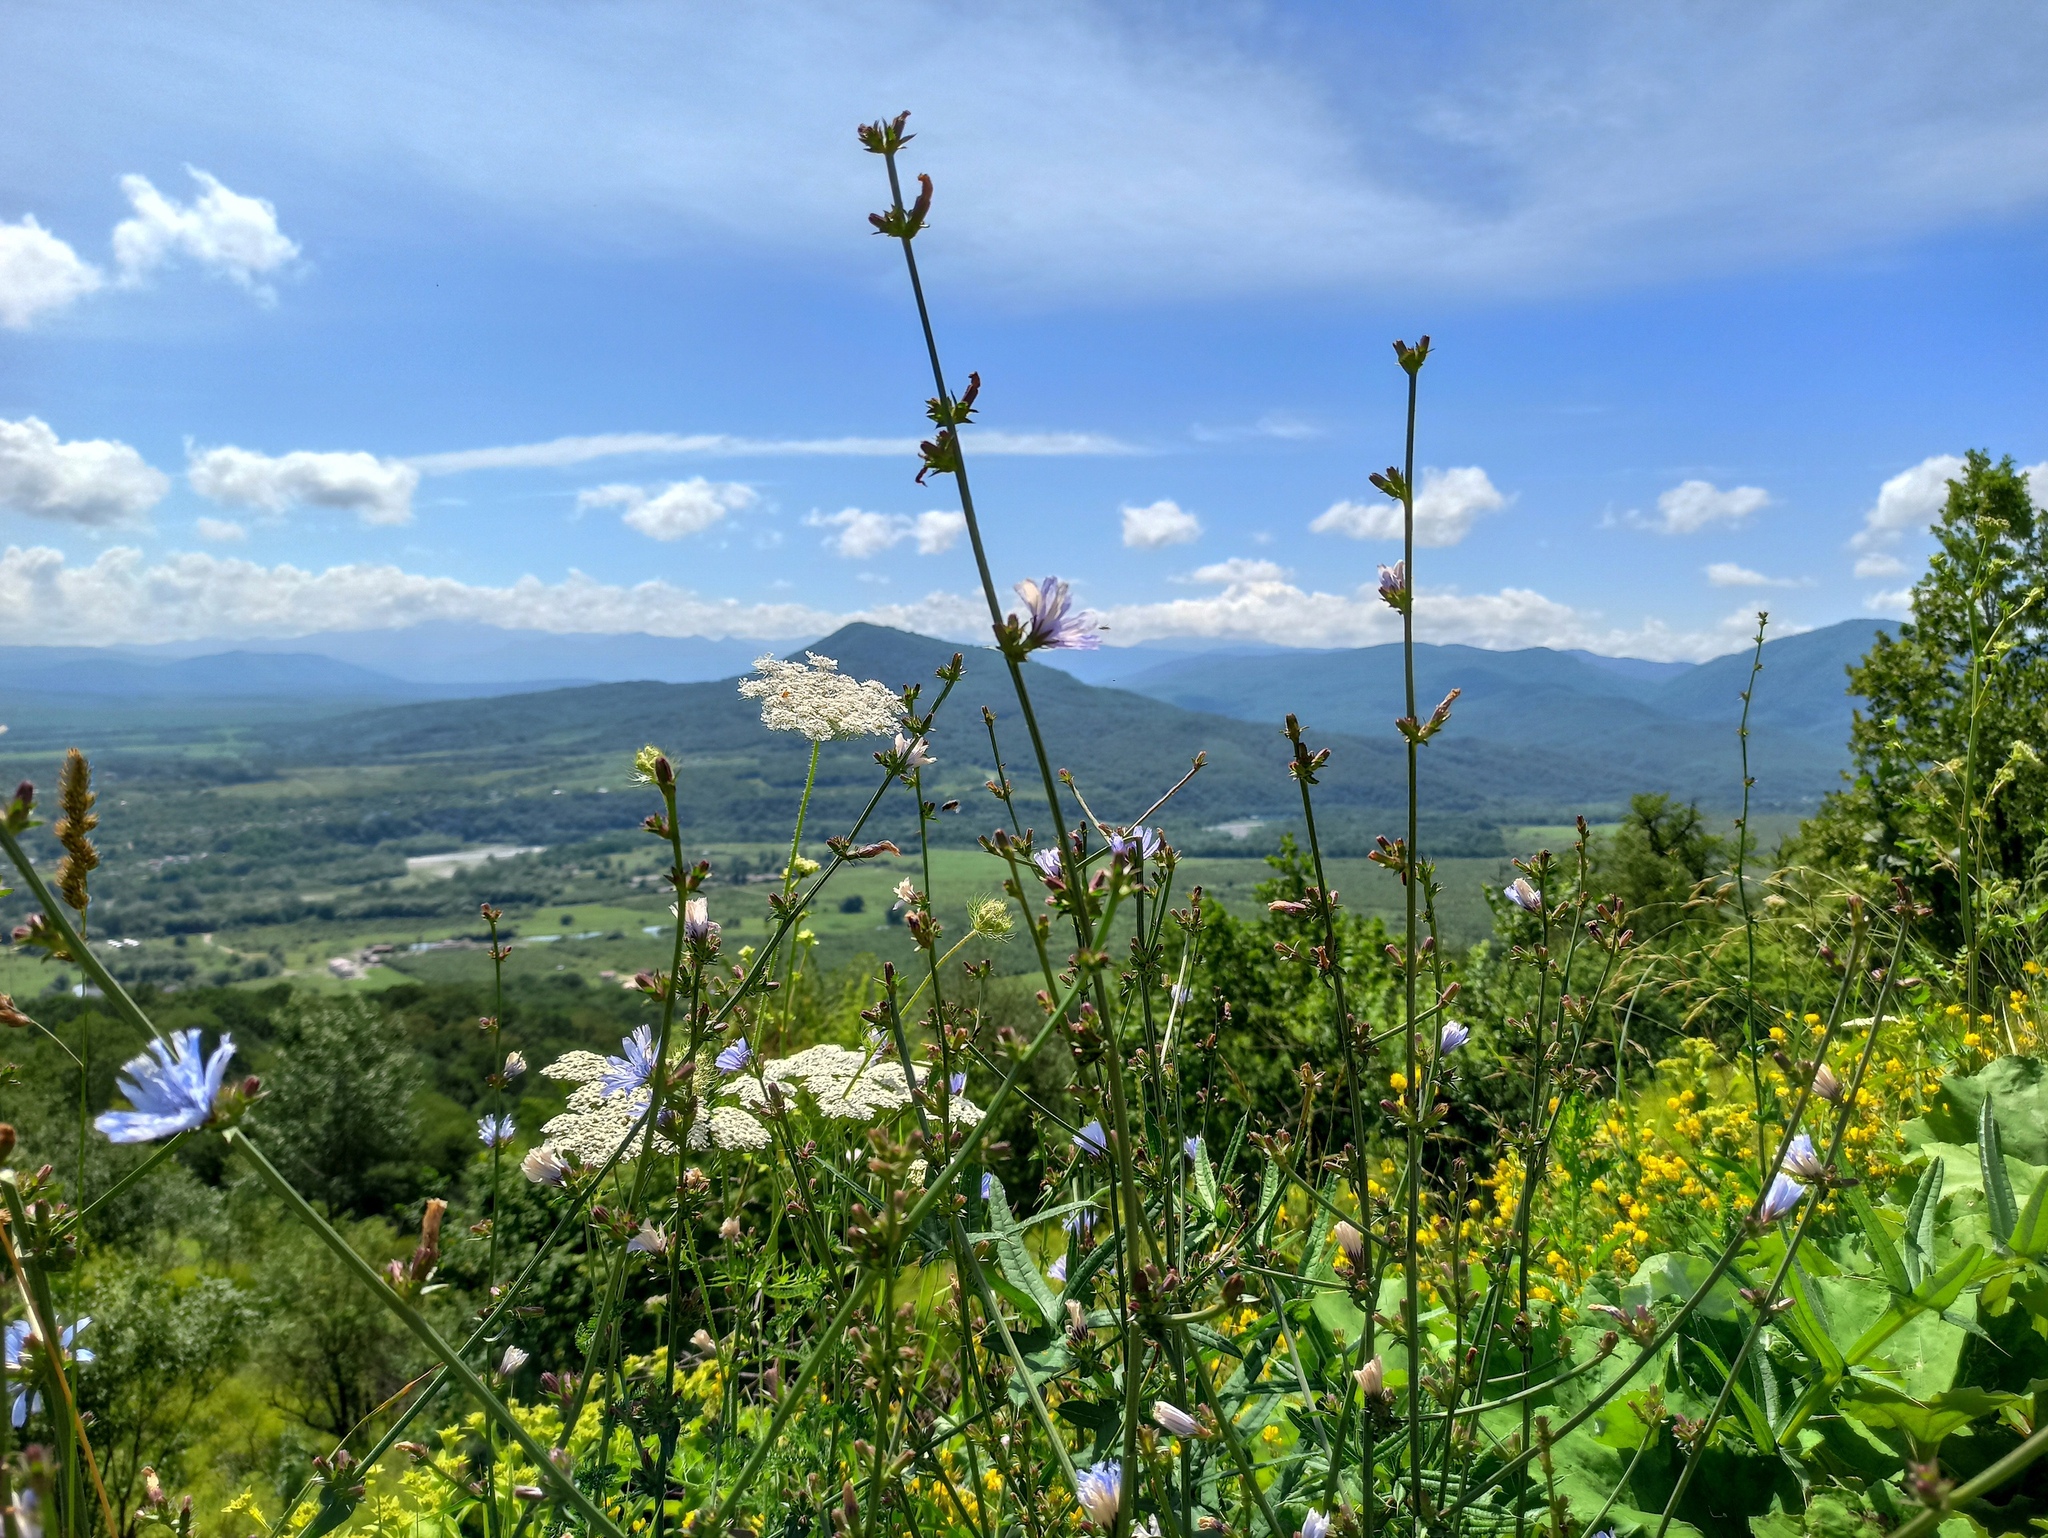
[1310,467,1507,547]
[194,517,246,542]
[1853,552,1908,579]
[0,416,168,527]
[188,445,419,526]
[1705,561,1805,588]
[1867,587,1915,619]
[1646,480,1770,534]
[1849,454,1963,554]
[805,507,965,559]
[578,478,757,541]
[0,543,1783,662]
[0,544,849,644]
[31,7,2048,302]
[410,427,1137,475]
[0,216,102,328]
[1186,557,1289,584]
[1122,500,1202,550]
[112,169,299,297]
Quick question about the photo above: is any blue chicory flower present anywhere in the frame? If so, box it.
[1073,1120,1108,1159]
[1074,1460,1121,1525]
[5,1317,91,1428]
[1302,1510,1331,1538]
[716,1037,753,1076]
[1503,878,1543,914]
[1757,1172,1808,1225]
[1014,577,1104,652]
[478,1114,516,1148]
[1183,1135,1203,1160]
[1439,1021,1470,1053]
[950,1071,967,1095]
[93,1029,235,1144]
[599,1025,659,1098]
[1782,1132,1827,1182]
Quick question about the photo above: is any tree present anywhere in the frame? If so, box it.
[1796,451,2048,1000]
[249,996,423,1214]
[1599,793,1728,937]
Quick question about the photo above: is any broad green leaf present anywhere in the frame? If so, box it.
[1903,1157,1945,1290]
[1193,1135,1220,1218]
[1850,1188,1911,1296]
[1785,1264,1846,1376]
[1842,1382,2018,1453]
[984,1178,1060,1328]
[1982,1094,2019,1246]
[1914,1054,2048,1165]
[2012,1168,2048,1260]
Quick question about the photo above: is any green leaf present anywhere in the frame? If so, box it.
[985,1178,1060,1329]
[1904,1157,1946,1290]
[2011,1168,2048,1260]
[1850,1188,1912,1295]
[1062,1228,1120,1304]
[1193,1135,1221,1218]
[1842,1382,2018,1454]
[1982,1094,2019,1246]
[1255,1156,1285,1248]
[1785,1264,1846,1377]
[1915,1243,1987,1312]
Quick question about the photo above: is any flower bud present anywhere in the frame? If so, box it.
[0,1125,14,1160]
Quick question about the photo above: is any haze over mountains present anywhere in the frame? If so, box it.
[0,619,1886,858]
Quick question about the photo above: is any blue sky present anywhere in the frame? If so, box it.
[1,2,2045,660]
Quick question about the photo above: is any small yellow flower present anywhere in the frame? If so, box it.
[1803,1013,1821,1026]
[1389,1071,1408,1092]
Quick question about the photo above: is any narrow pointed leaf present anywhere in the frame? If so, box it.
[985,1179,1060,1328]
[1982,1094,2019,1246]
[2011,1168,2048,1260]
[1850,1187,1911,1295]
[1903,1157,1945,1289]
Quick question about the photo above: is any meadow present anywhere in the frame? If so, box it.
[3,113,2047,1538]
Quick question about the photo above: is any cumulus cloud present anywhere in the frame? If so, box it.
[1640,480,1770,534]
[1867,587,1915,619]
[0,416,168,527]
[578,478,757,541]
[1122,500,1203,549]
[1705,561,1805,588]
[2,543,1782,662]
[1311,467,1507,547]
[189,445,419,526]
[1186,557,1289,584]
[0,217,103,328]
[1849,454,1963,555]
[1853,552,1908,578]
[805,508,965,560]
[113,169,300,297]
[411,427,1136,475]
[194,517,246,542]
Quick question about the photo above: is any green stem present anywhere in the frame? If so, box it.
[0,824,162,1045]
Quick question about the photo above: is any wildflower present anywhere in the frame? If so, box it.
[1074,1461,1121,1526]
[981,1172,996,1200]
[1439,1021,1470,1053]
[1811,1062,1843,1102]
[1184,1134,1203,1160]
[1073,1120,1108,1159]
[1503,878,1542,914]
[5,1317,92,1426]
[949,1071,967,1095]
[1755,1172,1808,1226]
[1106,826,1162,864]
[478,1114,516,1148]
[1302,1512,1331,1538]
[522,1147,571,1186]
[600,1025,659,1098]
[502,1050,527,1080]
[630,744,674,787]
[1355,1354,1385,1398]
[1011,577,1105,653]
[1332,1221,1367,1273]
[1064,1207,1099,1242]
[737,653,900,740]
[1377,561,1408,611]
[891,733,936,776]
[969,897,1014,938]
[1782,1133,1827,1183]
[628,1222,672,1256]
[1047,1253,1068,1283]
[93,1029,235,1144]
[1152,1401,1200,1438]
[716,1037,753,1076]
[681,898,719,948]
[893,878,920,908]
[1031,847,1066,886]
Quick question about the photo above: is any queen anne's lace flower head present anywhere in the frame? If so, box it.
[738,653,900,741]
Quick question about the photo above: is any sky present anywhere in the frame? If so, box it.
[1,2,2045,662]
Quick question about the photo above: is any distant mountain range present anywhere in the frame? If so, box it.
[0,619,1886,851]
